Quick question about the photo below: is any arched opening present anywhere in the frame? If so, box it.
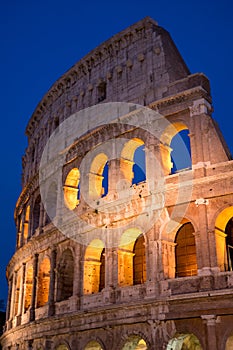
[122,336,148,350]
[121,138,145,185]
[133,234,146,285]
[89,153,108,199]
[225,335,233,350]
[166,333,202,350]
[56,249,74,302]
[36,258,50,308]
[64,168,80,210]
[215,207,233,271]
[84,341,104,350]
[24,265,33,313]
[99,249,105,292]
[132,144,146,185]
[17,217,22,248]
[23,205,30,242]
[56,345,69,350]
[175,222,197,277]
[225,218,233,271]
[170,129,191,174]
[118,228,143,287]
[32,195,41,234]
[83,239,105,294]
[97,81,107,103]
[160,122,191,175]
[14,272,21,316]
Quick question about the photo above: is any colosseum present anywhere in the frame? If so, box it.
[1,16,233,350]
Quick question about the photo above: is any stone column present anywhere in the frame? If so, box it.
[30,253,39,321]
[48,247,57,316]
[201,315,218,349]
[72,244,81,310]
[20,211,26,247]
[38,201,44,234]
[195,198,212,272]
[6,277,13,321]
[18,263,26,322]
[9,272,16,321]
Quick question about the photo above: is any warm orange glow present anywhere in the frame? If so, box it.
[36,258,50,308]
[83,239,105,294]
[24,265,33,312]
[23,205,30,242]
[215,207,233,271]
[89,153,108,199]
[120,138,144,182]
[160,122,188,175]
[118,228,145,287]
[14,273,21,316]
[84,341,103,350]
[64,168,80,210]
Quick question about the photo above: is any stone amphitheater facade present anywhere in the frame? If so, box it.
[1,17,233,350]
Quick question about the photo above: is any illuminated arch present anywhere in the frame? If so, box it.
[84,340,104,350]
[121,138,145,184]
[14,272,21,316]
[215,206,233,271]
[160,122,191,175]
[56,345,70,350]
[23,205,30,242]
[166,333,202,350]
[36,257,50,308]
[226,335,233,350]
[24,264,33,313]
[64,168,80,210]
[175,222,197,277]
[89,153,108,199]
[122,336,148,350]
[118,228,145,287]
[56,249,74,301]
[83,239,105,294]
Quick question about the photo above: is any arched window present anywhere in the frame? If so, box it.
[215,207,233,271]
[17,217,22,248]
[36,258,50,308]
[64,168,80,210]
[170,129,191,174]
[132,144,146,185]
[118,228,145,287]
[122,336,148,350]
[56,345,69,350]
[89,154,108,199]
[83,240,105,294]
[166,333,202,350]
[14,272,21,316]
[24,265,33,313]
[121,138,145,185]
[23,205,30,242]
[225,218,233,271]
[32,195,41,234]
[175,222,197,277]
[84,341,104,350]
[160,122,191,175]
[225,335,233,350]
[133,234,146,285]
[56,249,74,302]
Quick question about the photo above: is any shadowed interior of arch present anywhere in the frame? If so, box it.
[170,129,191,174]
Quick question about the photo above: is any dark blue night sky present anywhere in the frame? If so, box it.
[0,0,233,306]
